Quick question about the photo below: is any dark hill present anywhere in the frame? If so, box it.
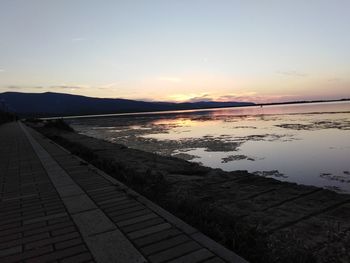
[0,92,255,117]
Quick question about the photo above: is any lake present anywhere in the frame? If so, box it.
[69,101,350,193]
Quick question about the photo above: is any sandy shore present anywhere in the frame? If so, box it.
[34,124,350,263]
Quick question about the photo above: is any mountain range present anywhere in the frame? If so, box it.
[0,92,255,117]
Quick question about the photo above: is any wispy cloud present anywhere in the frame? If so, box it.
[187,93,212,102]
[71,37,86,42]
[167,92,260,103]
[167,93,211,102]
[276,70,308,77]
[0,69,5,73]
[52,85,83,90]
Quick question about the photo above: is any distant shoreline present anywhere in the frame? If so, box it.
[42,98,350,120]
[260,98,349,106]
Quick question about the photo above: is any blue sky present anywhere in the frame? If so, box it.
[0,0,349,102]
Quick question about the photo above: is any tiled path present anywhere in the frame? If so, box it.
[0,122,248,263]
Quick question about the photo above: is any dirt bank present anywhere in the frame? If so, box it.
[33,124,350,263]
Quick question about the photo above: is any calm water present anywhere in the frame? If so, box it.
[69,101,350,193]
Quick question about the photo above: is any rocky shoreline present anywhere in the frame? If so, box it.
[32,122,350,263]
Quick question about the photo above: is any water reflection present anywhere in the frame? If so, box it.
[70,101,350,193]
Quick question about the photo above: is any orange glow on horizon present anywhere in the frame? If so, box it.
[4,73,349,104]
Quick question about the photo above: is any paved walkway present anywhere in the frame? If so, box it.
[0,122,247,263]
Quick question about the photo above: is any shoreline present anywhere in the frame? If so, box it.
[30,122,350,263]
[40,99,349,120]
[69,105,350,194]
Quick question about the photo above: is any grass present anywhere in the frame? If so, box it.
[35,125,318,263]
[45,134,167,199]
[43,119,74,132]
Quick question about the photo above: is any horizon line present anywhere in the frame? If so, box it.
[1,90,349,105]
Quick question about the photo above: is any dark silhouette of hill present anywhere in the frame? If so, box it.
[0,92,255,117]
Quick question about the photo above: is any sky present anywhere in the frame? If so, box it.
[0,0,349,103]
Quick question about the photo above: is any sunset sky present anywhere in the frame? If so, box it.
[0,0,349,103]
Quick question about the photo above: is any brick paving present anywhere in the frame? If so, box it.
[0,122,94,263]
[0,122,248,263]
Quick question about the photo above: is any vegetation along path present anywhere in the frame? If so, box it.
[30,120,350,263]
